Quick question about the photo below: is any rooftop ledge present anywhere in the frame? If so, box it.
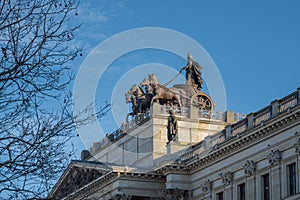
[87,87,300,160]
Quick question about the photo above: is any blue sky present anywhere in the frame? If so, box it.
[71,0,300,151]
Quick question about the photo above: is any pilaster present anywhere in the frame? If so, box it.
[202,180,212,200]
[221,171,233,200]
[246,176,256,200]
[271,165,281,200]
[224,185,233,200]
[247,112,254,129]
[225,125,232,138]
[271,100,279,117]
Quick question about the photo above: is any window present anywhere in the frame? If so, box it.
[216,191,223,200]
[287,163,297,196]
[238,183,246,200]
[262,173,270,200]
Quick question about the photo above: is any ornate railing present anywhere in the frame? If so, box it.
[121,110,151,133]
[212,111,226,121]
[179,142,206,162]
[253,106,272,126]
[179,88,300,163]
[231,119,248,137]
[160,105,188,117]
[91,88,300,159]
[179,130,226,162]
[90,129,125,155]
[279,92,298,113]
[198,109,213,119]
[234,113,247,121]
[211,130,226,148]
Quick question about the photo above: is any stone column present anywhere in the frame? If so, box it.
[221,172,233,199]
[294,140,300,194]
[268,149,281,199]
[202,180,212,200]
[243,160,256,199]
[224,185,233,199]
[297,155,300,195]
[271,165,281,199]
[246,176,256,200]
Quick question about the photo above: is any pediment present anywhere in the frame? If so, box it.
[50,160,111,199]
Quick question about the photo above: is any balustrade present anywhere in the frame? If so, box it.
[253,106,272,126]
[91,89,300,159]
[231,119,248,137]
[278,92,298,113]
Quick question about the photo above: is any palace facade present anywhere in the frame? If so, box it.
[49,86,300,200]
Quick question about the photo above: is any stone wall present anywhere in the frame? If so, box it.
[89,103,229,169]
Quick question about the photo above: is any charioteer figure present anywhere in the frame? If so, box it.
[180,53,203,90]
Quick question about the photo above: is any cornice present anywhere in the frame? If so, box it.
[155,106,300,175]
[63,171,165,200]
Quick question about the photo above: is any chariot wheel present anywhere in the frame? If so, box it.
[191,92,214,111]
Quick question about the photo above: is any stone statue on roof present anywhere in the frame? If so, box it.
[180,53,203,90]
[167,110,178,144]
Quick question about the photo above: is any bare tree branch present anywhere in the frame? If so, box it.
[0,0,110,199]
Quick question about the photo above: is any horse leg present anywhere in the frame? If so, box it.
[138,101,144,113]
[126,112,132,123]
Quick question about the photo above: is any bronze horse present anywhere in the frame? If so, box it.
[140,74,185,107]
[125,84,151,122]
[125,89,138,122]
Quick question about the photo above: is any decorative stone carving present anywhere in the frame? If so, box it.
[294,138,300,155]
[202,180,212,195]
[167,110,178,144]
[267,150,281,166]
[243,160,256,176]
[163,188,189,200]
[180,53,203,90]
[125,54,214,119]
[221,172,232,186]
[56,167,102,199]
[111,194,132,200]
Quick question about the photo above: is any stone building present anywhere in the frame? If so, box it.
[49,86,300,200]
[49,56,300,199]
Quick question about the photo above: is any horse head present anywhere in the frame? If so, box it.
[140,78,149,87]
[125,84,138,103]
[134,84,146,95]
[125,91,131,104]
[148,74,160,85]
